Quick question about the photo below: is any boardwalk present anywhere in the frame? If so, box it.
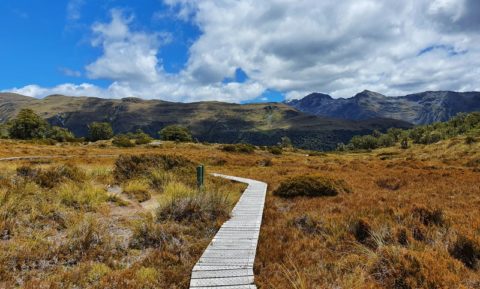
[189,174,267,289]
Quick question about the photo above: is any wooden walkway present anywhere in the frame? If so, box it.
[189,173,267,289]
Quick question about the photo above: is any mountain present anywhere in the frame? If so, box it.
[0,93,411,151]
[287,90,480,125]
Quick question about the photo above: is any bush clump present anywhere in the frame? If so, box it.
[220,143,255,154]
[113,154,194,182]
[159,125,193,142]
[17,164,85,188]
[411,206,445,227]
[273,175,351,198]
[112,134,135,147]
[450,235,480,270]
[351,219,373,245]
[268,146,283,155]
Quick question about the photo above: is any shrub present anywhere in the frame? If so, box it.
[450,235,480,270]
[8,109,49,139]
[129,219,168,249]
[351,219,372,245]
[220,143,255,154]
[159,125,193,142]
[134,131,153,145]
[113,154,194,182]
[88,122,113,141]
[22,164,85,188]
[465,135,476,145]
[112,134,135,147]
[411,206,445,227]
[47,126,75,142]
[268,146,283,155]
[273,175,350,198]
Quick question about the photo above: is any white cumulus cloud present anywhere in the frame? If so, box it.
[5,0,480,101]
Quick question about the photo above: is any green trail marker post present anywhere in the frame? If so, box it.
[196,165,204,189]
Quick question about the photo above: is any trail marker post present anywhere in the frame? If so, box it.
[196,165,204,189]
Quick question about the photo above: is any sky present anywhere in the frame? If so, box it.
[0,0,479,103]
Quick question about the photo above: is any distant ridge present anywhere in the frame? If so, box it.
[0,92,411,151]
[287,90,480,125]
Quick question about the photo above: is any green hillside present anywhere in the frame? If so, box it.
[0,93,411,150]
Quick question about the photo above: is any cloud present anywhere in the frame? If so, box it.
[6,1,480,101]
[59,67,82,77]
[66,0,85,21]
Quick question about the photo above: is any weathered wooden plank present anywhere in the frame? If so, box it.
[189,174,267,289]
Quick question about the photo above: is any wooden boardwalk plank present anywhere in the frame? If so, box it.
[189,174,267,289]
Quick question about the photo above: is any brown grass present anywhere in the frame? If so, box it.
[0,136,479,288]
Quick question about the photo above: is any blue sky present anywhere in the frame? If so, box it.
[1,0,479,102]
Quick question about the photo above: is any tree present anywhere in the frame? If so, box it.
[280,136,293,148]
[159,125,193,142]
[88,122,113,141]
[8,109,49,139]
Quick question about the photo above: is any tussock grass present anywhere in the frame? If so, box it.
[0,137,479,288]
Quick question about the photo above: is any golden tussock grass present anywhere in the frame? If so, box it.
[0,137,479,288]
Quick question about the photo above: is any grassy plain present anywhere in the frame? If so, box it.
[0,137,479,288]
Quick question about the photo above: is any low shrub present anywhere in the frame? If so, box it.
[19,164,85,188]
[268,146,283,155]
[112,135,135,147]
[273,175,351,198]
[411,206,445,227]
[351,219,372,245]
[465,135,476,145]
[450,235,480,270]
[220,143,255,154]
[113,154,194,182]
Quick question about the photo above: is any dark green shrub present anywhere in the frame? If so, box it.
[268,146,283,155]
[112,134,135,147]
[220,143,255,154]
[47,126,75,142]
[273,175,350,198]
[8,109,49,139]
[159,125,192,142]
[88,122,113,141]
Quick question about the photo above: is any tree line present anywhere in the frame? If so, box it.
[0,108,194,146]
[338,112,480,151]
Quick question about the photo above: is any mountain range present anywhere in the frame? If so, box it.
[287,90,480,125]
[0,92,411,150]
[1,90,478,150]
